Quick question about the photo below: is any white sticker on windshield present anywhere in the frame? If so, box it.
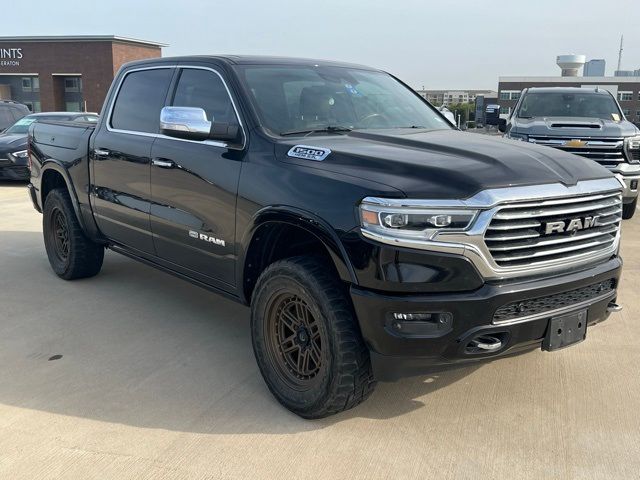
[287,145,331,161]
[15,118,36,126]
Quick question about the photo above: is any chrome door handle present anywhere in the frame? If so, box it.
[151,158,176,168]
[94,148,110,158]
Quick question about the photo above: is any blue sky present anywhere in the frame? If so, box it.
[12,0,640,90]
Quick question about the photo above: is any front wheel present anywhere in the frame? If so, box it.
[43,188,104,280]
[622,197,637,220]
[251,256,376,418]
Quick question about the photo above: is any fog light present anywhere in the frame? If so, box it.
[389,312,453,337]
[393,312,432,321]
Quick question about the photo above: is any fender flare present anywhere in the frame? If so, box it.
[238,206,359,303]
[40,161,88,233]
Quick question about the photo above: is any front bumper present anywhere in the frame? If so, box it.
[0,164,29,181]
[351,256,622,381]
[613,164,640,203]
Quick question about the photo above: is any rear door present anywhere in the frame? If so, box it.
[91,67,174,254]
[149,65,244,288]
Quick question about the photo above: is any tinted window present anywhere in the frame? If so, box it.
[236,65,450,135]
[111,68,173,133]
[171,69,237,124]
[0,108,14,130]
[518,92,621,120]
[10,107,26,122]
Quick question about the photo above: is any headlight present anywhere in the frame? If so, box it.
[624,135,640,163]
[11,150,28,159]
[360,198,478,242]
[505,131,528,142]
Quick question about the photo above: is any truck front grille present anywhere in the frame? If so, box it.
[528,137,625,169]
[484,190,622,269]
[493,279,615,324]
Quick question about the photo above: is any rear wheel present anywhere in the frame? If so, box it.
[43,188,104,280]
[622,197,637,220]
[251,256,375,419]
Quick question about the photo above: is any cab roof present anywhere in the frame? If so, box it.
[123,55,379,71]
[525,86,612,95]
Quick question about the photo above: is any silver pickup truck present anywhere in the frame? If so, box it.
[500,87,640,219]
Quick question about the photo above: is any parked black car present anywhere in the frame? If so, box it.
[0,112,98,181]
[0,100,30,132]
[28,56,623,418]
[499,87,640,219]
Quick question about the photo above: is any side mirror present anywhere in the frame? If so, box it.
[160,106,211,141]
[497,117,507,133]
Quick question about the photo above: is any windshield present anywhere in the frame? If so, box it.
[4,116,37,134]
[4,115,77,134]
[518,92,622,120]
[235,65,451,135]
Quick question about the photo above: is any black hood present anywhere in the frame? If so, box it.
[0,133,27,153]
[275,129,613,199]
[510,116,640,138]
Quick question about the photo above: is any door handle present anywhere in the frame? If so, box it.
[152,158,176,169]
[93,148,110,158]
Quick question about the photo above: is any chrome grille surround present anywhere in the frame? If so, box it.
[361,178,623,280]
[528,136,625,169]
[484,190,622,269]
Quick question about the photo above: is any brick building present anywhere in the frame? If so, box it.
[0,36,165,113]
[498,76,640,123]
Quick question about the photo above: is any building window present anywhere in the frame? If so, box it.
[33,101,42,113]
[64,77,81,93]
[500,106,511,115]
[23,101,33,112]
[618,91,633,101]
[65,101,81,112]
[33,77,39,92]
[22,77,32,92]
[622,109,631,116]
[500,90,521,100]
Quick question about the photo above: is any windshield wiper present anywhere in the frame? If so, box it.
[280,126,353,137]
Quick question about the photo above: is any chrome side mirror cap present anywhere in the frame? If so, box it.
[160,106,212,141]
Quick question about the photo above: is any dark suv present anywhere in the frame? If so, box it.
[499,87,640,219]
[0,100,30,132]
[0,111,98,181]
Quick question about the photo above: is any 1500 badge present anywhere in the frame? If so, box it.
[287,145,331,161]
[189,230,226,247]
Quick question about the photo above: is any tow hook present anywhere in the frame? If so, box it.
[466,334,504,353]
[607,302,623,313]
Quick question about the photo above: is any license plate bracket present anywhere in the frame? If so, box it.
[542,310,587,351]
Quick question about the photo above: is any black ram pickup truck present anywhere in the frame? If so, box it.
[28,56,624,418]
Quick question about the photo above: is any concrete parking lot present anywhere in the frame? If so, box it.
[1,182,639,479]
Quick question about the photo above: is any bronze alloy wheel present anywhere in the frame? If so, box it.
[49,207,70,262]
[266,292,324,390]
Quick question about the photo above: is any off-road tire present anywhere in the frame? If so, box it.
[43,188,104,280]
[251,256,376,419]
[622,197,637,220]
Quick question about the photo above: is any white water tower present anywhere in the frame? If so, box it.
[556,55,586,76]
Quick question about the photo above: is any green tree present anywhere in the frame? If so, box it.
[447,102,476,125]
